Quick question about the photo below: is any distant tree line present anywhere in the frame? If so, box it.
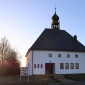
[0,37,21,75]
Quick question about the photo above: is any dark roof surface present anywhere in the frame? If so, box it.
[28,28,85,53]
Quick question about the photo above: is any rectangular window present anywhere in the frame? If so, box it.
[75,63,79,69]
[41,64,43,68]
[37,64,39,68]
[60,63,64,69]
[34,64,36,68]
[65,63,69,69]
[70,63,74,69]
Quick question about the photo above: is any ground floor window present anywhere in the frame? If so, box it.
[41,64,43,68]
[70,63,74,69]
[60,63,79,70]
[60,63,64,69]
[34,64,36,68]
[37,64,39,68]
[34,64,43,68]
[65,63,69,69]
[75,63,79,69]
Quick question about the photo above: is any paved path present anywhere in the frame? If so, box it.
[48,81,85,85]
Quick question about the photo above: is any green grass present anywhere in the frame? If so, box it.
[0,75,56,85]
[29,75,56,84]
[65,74,85,81]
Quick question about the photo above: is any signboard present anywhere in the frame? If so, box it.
[20,67,29,82]
[20,67,28,76]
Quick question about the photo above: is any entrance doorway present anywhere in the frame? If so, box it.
[45,63,55,75]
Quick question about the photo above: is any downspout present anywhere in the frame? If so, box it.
[32,50,33,75]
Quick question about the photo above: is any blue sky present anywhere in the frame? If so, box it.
[0,0,85,66]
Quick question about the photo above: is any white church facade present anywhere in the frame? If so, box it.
[26,9,85,76]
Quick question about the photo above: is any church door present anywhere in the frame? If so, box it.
[45,63,55,75]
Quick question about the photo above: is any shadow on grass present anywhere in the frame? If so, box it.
[64,74,85,81]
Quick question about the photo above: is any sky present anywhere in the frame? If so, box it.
[0,0,85,66]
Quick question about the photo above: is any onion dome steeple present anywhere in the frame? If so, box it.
[51,8,60,30]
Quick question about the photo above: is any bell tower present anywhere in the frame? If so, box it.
[51,8,60,30]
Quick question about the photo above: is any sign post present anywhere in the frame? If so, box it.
[20,67,29,83]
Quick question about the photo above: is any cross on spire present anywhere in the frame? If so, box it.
[55,4,56,14]
[55,7,56,14]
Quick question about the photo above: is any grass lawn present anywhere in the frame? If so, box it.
[29,75,56,84]
[65,74,85,81]
[1,74,85,85]
[0,75,56,85]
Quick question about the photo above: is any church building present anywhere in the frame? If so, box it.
[26,9,85,75]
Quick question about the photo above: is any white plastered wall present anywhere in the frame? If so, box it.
[27,50,85,75]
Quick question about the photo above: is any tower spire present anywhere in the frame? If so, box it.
[51,8,60,30]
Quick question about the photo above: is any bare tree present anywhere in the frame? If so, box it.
[0,37,21,75]
[0,37,11,63]
[6,49,20,67]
